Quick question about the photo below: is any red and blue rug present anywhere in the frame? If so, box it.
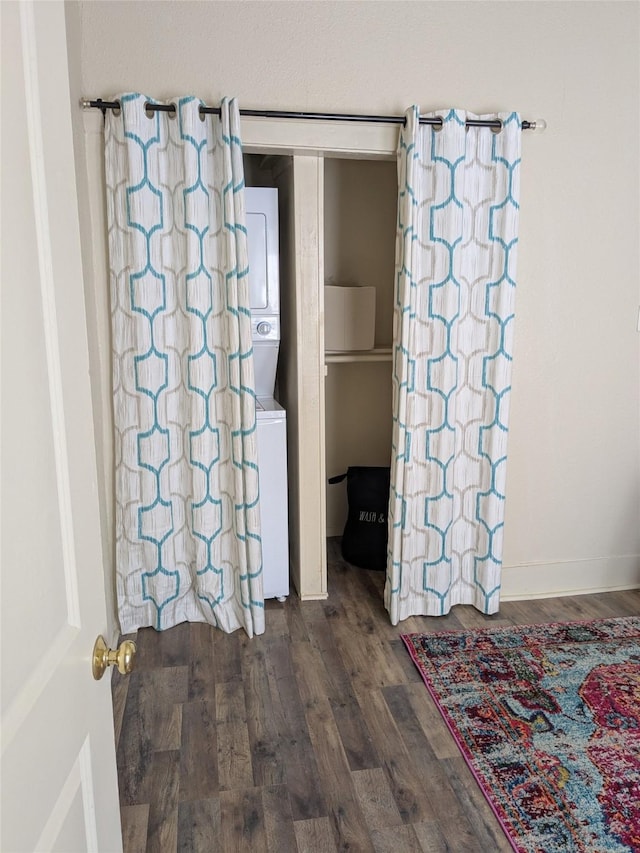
[402,616,640,852]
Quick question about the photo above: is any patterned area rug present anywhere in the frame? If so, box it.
[402,617,640,853]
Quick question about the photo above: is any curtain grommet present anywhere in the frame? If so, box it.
[143,101,177,119]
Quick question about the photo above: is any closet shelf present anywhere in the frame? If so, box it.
[325,347,392,364]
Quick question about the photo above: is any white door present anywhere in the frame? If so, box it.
[1,2,123,851]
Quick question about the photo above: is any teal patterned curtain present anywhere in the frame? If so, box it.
[385,107,522,623]
[105,94,264,636]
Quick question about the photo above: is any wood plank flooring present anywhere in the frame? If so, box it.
[112,540,640,852]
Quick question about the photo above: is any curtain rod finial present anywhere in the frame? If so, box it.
[531,118,547,131]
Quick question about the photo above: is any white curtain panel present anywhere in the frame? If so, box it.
[385,107,522,623]
[105,94,264,637]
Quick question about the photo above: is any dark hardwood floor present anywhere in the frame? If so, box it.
[112,540,640,852]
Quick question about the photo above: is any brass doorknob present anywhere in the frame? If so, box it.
[92,635,137,680]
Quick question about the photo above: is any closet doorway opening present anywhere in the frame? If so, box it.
[323,157,397,591]
[243,122,400,602]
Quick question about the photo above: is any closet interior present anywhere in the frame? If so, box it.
[323,158,397,537]
[244,151,397,597]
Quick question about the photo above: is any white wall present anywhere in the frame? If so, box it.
[72,0,640,599]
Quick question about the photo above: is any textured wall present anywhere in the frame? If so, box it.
[73,1,640,591]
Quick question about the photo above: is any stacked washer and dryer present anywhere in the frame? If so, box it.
[245,188,290,601]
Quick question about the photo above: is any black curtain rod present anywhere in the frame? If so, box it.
[81,99,540,131]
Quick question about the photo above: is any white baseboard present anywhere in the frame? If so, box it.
[500,554,640,601]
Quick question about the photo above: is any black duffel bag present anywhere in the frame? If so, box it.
[328,466,390,571]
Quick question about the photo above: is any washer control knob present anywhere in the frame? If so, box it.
[256,321,272,336]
